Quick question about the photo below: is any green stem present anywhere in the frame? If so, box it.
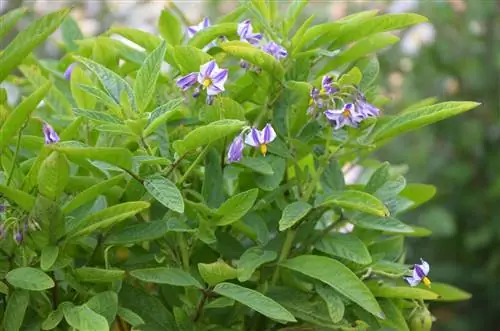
[177,233,190,270]
[271,229,296,285]
[177,146,209,185]
[6,123,25,186]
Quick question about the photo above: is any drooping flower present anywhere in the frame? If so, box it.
[321,75,337,95]
[187,17,211,38]
[244,123,277,156]
[42,122,60,144]
[14,230,23,244]
[354,92,380,119]
[405,258,431,287]
[176,60,228,104]
[237,19,262,46]
[262,41,288,60]
[324,103,363,130]
[64,63,77,80]
[227,134,244,163]
[307,87,321,114]
[176,73,198,91]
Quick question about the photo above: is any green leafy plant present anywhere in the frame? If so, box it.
[0,2,478,331]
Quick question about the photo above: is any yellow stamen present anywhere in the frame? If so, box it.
[203,78,211,88]
[422,277,431,288]
[342,109,350,118]
[260,144,268,156]
[319,88,326,95]
[309,98,314,106]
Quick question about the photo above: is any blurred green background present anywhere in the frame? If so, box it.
[1,0,498,329]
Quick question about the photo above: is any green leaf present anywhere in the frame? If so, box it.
[0,184,35,211]
[235,157,274,175]
[315,233,372,265]
[357,56,380,89]
[202,148,224,208]
[117,307,145,328]
[61,15,83,51]
[0,7,27,40]
[49,145,133,170]
[319,33,399,75]
[74,56,137,112]
[172,119,245,154]
[351,215,414,234]
[366,281,439,300]
[284,0,308,34]
[365,162,391,194]
[68,201,150,238]
[144,98,183,136]
[37,151,69,200]
[290,14,315,55]
[321,159,345,193]
[76,84,119,109]
[338,67,363,86]
[72,108,124,124]
[215,189,258,226]
[373,102,481,142]
[399,183,436,209]
[316,283,345,323]
[6,267,54,291]
[144,175,184,213]
[0,8,70,82]
[2,290,29,331]
[41,307,64,330]
[378,299,409,331]
[70,66,97,109]
[63,305,109,331]
[281,255,384,318]
[198,261,238,286]
[73,268,125,283]
[255,156,286,191]
[134,41,167,112]
[40,246,59,271]
[213,282,296,323]
[188,23,237,49]
[159,9,183,45]
[62,174,125,214]
[279,201,312,231]
[237,247,277,282]
[104,220,169,245]
[173,45,213,73]
[0,82,51,151]
[428,283,472,302]
[130,267,203,289]
[315,190,389,217]
[86,291,118,324]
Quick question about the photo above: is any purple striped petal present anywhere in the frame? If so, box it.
[420,259,430,275]
[187,26,198,38]
[227,134,244,163]
[64,63,77,80]
[176,72,198,90]
[262,123,277,144]
[210,68,228,90]
[43,123,60,144]
[237,19,251,38]
[206,84,223,96]
[199,60,217,79]
[262,41,288,60]
[245,128,261,147]
[405,276,421,287]
[202,17,211,29]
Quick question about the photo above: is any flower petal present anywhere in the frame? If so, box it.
[187,26,198,38]
[405,276,421,287]
[206,84,223,96]
[201,17,211,29]
[420,259,430,275]
[245,128,261,147]
[227,135,244,163]
[262,123,277,144]
[199,60,217,78]
[176,72,198,90]
[210,68,228,89]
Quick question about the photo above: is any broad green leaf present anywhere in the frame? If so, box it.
[399,183,436,209]
[281,255,384,318]
[338,67,362,86]
[188,23,237,49]
[144,175,184,213]
[40,246,59,271]
[117,307,145,328]
[352,215,414,234]
[200,96,246,123]
[173,119,245,154]
[215,189,258,225]
[357,56,380,89]
[366,281,439,300]
[49,145,133,170]
[2,290,29,331]
[62,174,125,214]
[315,233,372,265]
[159,9,182,45]
[0,8,70,82]
[279,201,312,231]
[373,102,481,141]
[0,82,51,151]
[173,45,213,73]
[130,267,203,289]
[321,159,345,193]
[220,41,285,79]
[202,147,224,208]
[76,84,120,109]
[6,267,54,291]
[144,98,183,136]
[109,26,162,51]
[104,220,169,245]
[0,7,27,40]
[70,66,96,109]
[378,299,409,331]
[316,283,345,323]
[41,308,64,330]
[315,190,389,217]
[63,305,109,331]
[74,56,137,112]
[255,156,286,191]
[72,108,123,124]
[365,162,391,193]
[302,22,342,50]
[0,184,35,211]
[213,282,296,323]
[319,33,399,75]
[37,151,69,200]
[73,268,125,283]
[61,15,83,51]
[68,201,150,237]
[134,41,167,112]
[235,157,274,175]
[198,261,238,286]
[237,247,277,282]
[428,283,472,302]
[86,291,118,324]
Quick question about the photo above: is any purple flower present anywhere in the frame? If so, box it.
[405,258,431,287]
[308,87,322,114]
[64,63,77,80]
[324,103,363,130]
[227,134,244,163]
[14,231,23,244]
[237,19,262,46]
[0,205,5,213]
[43,122,60,144]
[321,75,338,95]
[262,41,288,60]
[187,17,211,38]
[197,60,228,96]
[244,123,277,156]
[355,92,380,119]
[176,72,198,91]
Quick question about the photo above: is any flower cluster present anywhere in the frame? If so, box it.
[237,19,287,62]
[405,258,432,287]
[227,123,277,163]
[0,207,40,245]
[43,122,60,144]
